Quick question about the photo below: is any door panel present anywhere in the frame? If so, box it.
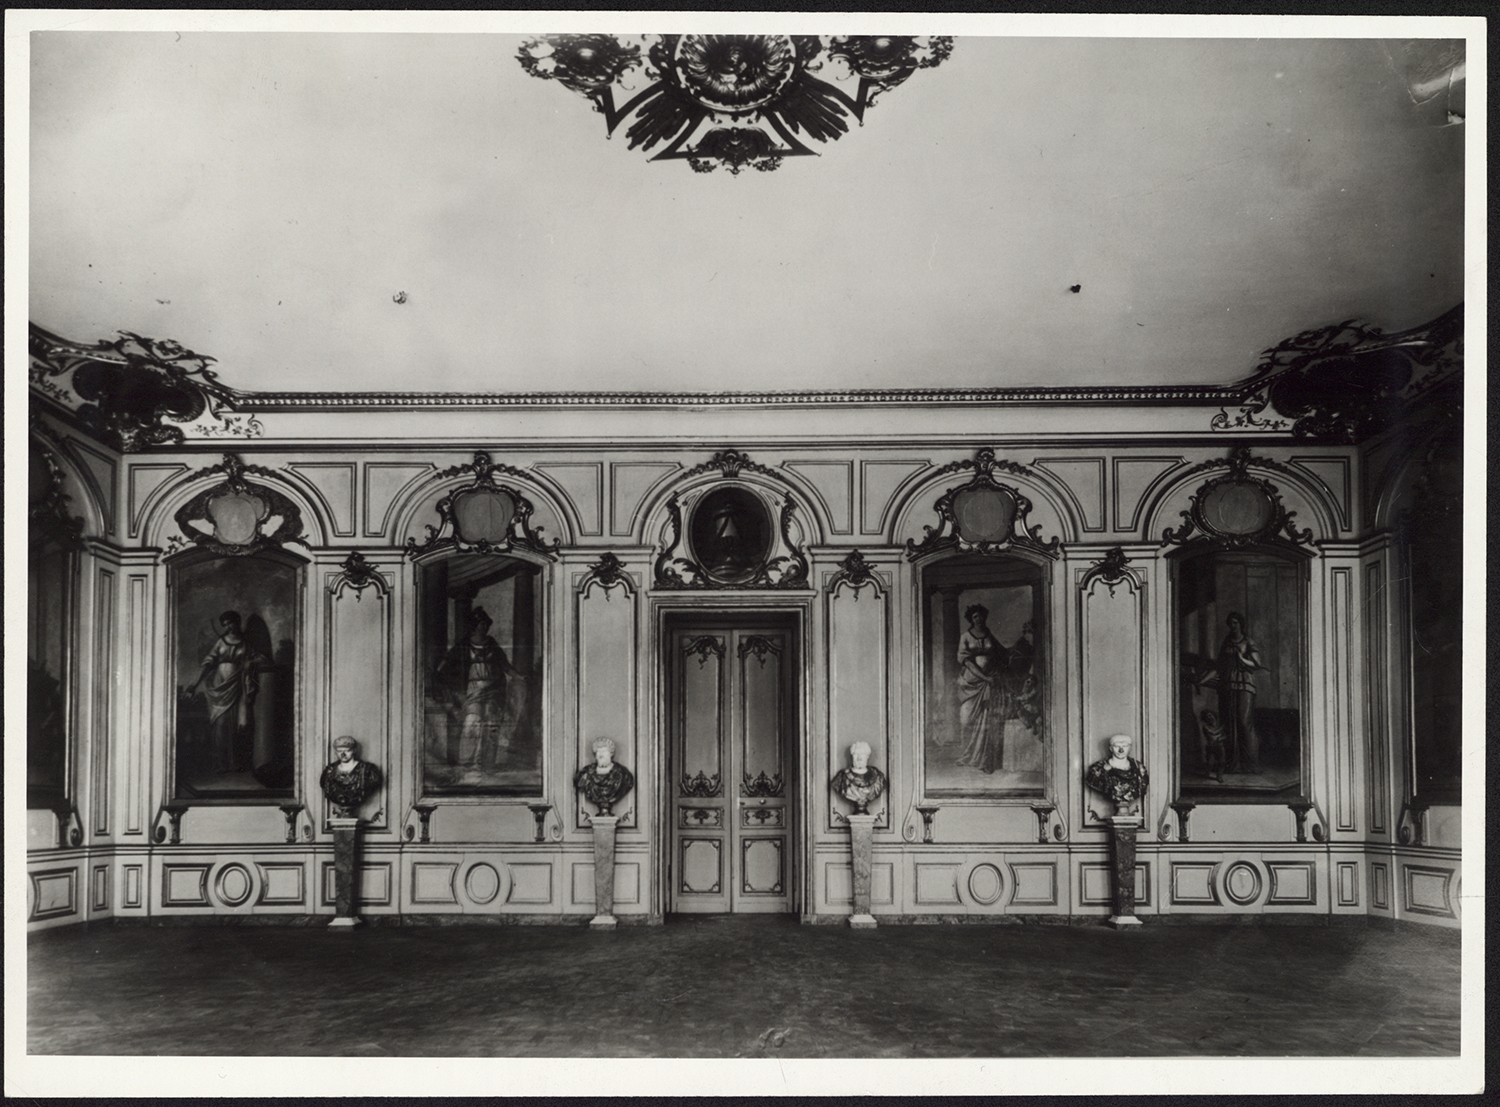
[669,620,795,913]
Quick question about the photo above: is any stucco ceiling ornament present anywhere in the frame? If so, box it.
[28,324,261,452]
[1214,303,1462,444]
[517,34,953,174]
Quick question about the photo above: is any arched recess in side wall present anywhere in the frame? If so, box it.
[888,454,1079,552]
[388,454,576,554]
[30,425,108,540]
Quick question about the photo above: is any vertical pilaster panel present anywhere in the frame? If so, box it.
[1364,556,1390,835]
[91,566,116,836]
[1079,568,1143,823]
[1327,565,1357,833]
[325,560,394,827]
[577,577,637,827]
[122,569,154,836]
[827,579,887,826]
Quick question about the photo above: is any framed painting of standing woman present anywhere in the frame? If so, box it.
[417,553,545,796]
[921,555,1049,797]
[1174,547,1308,802]
[169,548,301,799]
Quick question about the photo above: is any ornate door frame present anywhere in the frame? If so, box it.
[651,596,811,917]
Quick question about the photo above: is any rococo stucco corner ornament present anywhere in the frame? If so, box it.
[905,448,1061,561]
[1160,447,1314,551]
[1080,546,1133,595]
[405,450,561,560]
[173,453,307,556]
[1213,303,1462,443]
[517,34,953,175]
[28,324,262,452]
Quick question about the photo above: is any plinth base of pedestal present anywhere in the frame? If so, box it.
[589,914,618,929]
[1106,914,1143,929]
[328,916,363,929]
[848,913,878,929]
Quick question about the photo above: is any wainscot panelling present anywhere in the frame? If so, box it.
[821,858,896,909]
[285,461,357,536]
[127,464,189,538]
[255,861,309,908]
[535,462,604,536]
[122,862,145,910]
[324,558,393,828]
[825,573,888,829]
[322,859,396,910]
[1112,456,1184,533]
[506,861,555,906]
[28,865,81,925]
[1032,457,1106,532]
[1078,557,1143,826]
[859,459,930,537]
[1078,861,1149,909]
[1397,855,1459,927]
[362,462,435,538]
[571,859,642,909]
[576,569,638,830]
[1007,861,1061,909]
[610,461,679,537]
[783,460,855,535]
[92,863,111,913]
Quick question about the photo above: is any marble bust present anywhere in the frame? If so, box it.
[831,741,888,815]
[1085,733,1149,817]
[319,736,382,817]
[574,737,635,816]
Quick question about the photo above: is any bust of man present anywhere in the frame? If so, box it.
[1084,733,1149,817]
[574,737,635,816]
[831,741,888,815]
[319,736,382,817]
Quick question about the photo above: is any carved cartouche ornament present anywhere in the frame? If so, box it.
[831,744,887,815]
[319,738,382,817]
[575,758,635,816]
[1085,735,1148,818]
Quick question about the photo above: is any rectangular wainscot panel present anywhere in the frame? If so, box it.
[28,865,81,927]
[255,861,309,909]
[1262,856,1323,913]
[506,861,556,907]
[1005,859,1063,913]
[1077,861,1150,911]
[1398,856,1459,927]
[321,860,395,912]
[821,858,895,911]
[402,857,461,913]
[570,860,642,911]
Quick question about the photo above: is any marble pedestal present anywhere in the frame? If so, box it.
[846,813,878,928]
[328,816,363,928]
[1105,815,1143,929]
[589,814,619,928]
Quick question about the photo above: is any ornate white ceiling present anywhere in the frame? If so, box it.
[22,16,1469,398]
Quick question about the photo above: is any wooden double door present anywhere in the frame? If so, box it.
[666,615,798,914]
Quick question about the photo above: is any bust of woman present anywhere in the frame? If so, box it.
[319,736,382,817]
[831,741,888,815]
[1084,734,1149,817]
[574,737,635,816]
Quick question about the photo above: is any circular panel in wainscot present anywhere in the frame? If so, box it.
[1221,861,1264,906]
[966,862,1004,906]
[464,862,502,905]
[214,863,254,907]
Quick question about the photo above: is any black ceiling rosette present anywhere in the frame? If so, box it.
[517,33,953,174]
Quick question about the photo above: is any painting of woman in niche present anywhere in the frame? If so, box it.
[1176,550,1304,801]
[419,554,543,795]
[923,557,1047,796]
[171,551,299,798]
